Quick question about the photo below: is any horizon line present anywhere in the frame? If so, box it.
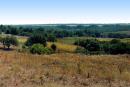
[1,23,130,25]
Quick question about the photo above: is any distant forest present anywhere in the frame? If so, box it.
[0,24,130,38]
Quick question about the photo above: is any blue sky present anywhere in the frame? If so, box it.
[0,0,130,24]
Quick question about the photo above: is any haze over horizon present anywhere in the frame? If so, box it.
[0,0,130,24]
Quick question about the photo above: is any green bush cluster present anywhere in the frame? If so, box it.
[75,39,130,55]
[25,34,57,55]
[30,44,53,55]
[103,39,130,54]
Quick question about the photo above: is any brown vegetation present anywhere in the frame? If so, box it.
[0,50,130,87]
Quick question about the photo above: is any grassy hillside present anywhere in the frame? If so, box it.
[0,34,130,86]
[0,50,130,87]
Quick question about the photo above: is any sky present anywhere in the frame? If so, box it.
[0,0,130,24]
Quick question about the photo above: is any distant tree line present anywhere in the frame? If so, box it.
[0,24,130,38]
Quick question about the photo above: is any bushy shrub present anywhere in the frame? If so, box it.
[103,39,130,54]
[75,39,130,55]
[110,42,130,54]
[74,39,101,53]
[51,44,57,52]
[30,44,52,55]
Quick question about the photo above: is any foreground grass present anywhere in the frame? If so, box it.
[0,50,130,87]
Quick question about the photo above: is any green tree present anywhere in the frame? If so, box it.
[2,36,18,49]
[47,34,57,42]
[25,34,47,46]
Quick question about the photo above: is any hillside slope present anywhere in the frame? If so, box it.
[0,51,130,87]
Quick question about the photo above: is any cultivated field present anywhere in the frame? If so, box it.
[0,50,130,87]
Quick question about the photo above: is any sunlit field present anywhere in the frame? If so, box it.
[17,36,28,44]
[47,42,77,53]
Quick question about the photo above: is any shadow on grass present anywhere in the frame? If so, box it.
[0,47,15,51]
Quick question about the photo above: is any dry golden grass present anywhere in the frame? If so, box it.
[47,42,77,53]
[0,50,130,87]
[17,36,28,43]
